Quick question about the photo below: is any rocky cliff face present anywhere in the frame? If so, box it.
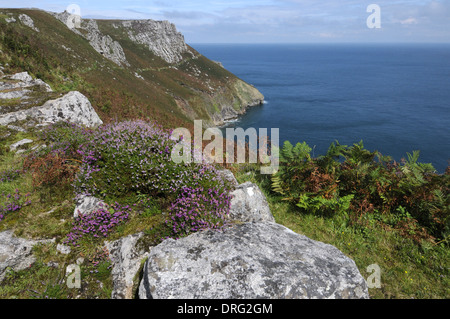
[121,19,189,64]
[2,8,263,128]
[40,9,264,126]
[51,12,189,66]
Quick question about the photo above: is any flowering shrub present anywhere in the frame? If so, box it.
[37,120,233,240]
[165,186,232,238]
[0,189,32,222]
[72,120,233,237]
[0,168,21,183]
[64,203,131,246]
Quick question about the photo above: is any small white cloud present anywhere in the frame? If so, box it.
[400,17,418,25]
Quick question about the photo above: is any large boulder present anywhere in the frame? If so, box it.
[229,182,275,223]
[0,91,103,128]
[139,222,369,299]
[0,230,53,282]
[105,232,149,299]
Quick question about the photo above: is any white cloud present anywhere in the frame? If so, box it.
[400,17,418,25]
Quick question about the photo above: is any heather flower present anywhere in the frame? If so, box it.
[0,189,31,222]
[0,168,21,183]
[64,203,131,246]
[41,120,234,241]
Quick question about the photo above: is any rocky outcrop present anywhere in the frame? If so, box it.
[139,222,369,299]
[0,90,103,129]
[18,14,39,32]
[209,79,264,126]
[137,178,368,299]
[83,20,129,67]
[73,195,107,218]
[51,12,129,67]
[9,138,33,153]
[52,12,188,66]
[121,20,188,64]
[229,182,275,223]
[216,169,239,187]
[1,71,102,131]
[1,71,52,94]
[105,232,148,299]
[0,230,53,282]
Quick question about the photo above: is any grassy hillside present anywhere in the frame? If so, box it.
[0,9,263,129]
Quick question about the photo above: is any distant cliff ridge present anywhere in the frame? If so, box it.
[51,11,190,66]
[0,9,264,127]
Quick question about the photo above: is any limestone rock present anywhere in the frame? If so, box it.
[122,20,188,64]
[229,182,275,223]
[0,230,52,282]
[18,14,39,32]
[10,72,33,82]
[216,169,238,187]
[1,72,52,92]
[0,91,103,128]
[83,19,129,67]
[139,222,369,299]
[56,243,71,255]
[73,195,107,218]
[9,138,33,152]
[51,12,128,67]
[105,232,149,299]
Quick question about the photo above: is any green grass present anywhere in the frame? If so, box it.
[233,165,450,299]
[1,128,449,299]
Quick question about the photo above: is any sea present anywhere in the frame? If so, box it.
[192,43,450,173]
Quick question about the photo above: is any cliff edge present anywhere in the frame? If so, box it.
[0,9,264,127]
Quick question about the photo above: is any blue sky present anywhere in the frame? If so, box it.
[2,0,450,43]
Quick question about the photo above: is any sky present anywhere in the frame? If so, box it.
[1,0,450,43]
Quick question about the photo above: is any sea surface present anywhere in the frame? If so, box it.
[192,43,450,173]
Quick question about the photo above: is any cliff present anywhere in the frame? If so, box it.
[0,9,264,128]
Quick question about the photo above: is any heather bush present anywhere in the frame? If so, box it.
[64,203,131,247]
[0,189,32,222]
[0,168,21,183]
[165,186,232,238]
[73,120,230,198]
[69,120,232,238]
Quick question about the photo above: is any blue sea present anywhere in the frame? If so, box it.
[192,43,450,173]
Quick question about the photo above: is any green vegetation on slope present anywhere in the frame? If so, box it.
[0,9,262,129]
[0,121,232,298]
[231,140,449,299]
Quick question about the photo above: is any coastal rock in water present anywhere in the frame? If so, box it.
[73,195,107,218]
[0,230,53,282]
[139,222,369,299]
[229,182,275,223]
[105,232,149,299]
[0,91,103,128]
